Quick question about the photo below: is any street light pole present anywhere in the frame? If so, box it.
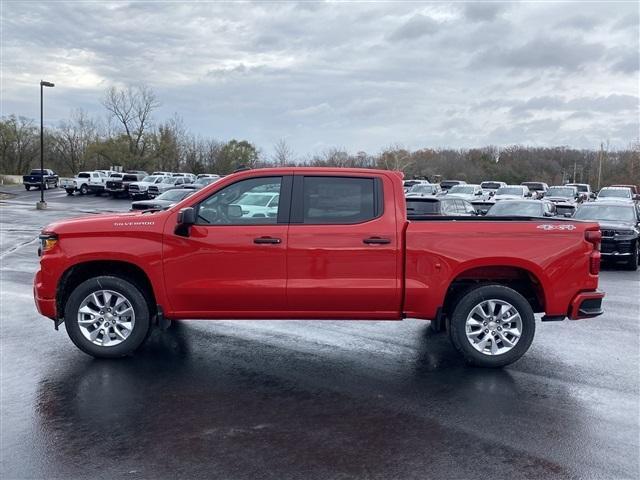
[37,80,55,209]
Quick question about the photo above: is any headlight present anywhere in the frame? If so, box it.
[38,233,58,256]
[615,230,635,236]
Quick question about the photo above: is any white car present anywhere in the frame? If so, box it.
[446,184,486,201]
[403,180,430,194]
[60,171,107,195]
[493,185,531,201]
[406,184,441,197]
[231,192,280,218]
[148,176,189,197]
[596,187,634,203]
[128,175,171,199]
[480,181,506,197]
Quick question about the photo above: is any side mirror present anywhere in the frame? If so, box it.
[475,191,482,195]
[526,192,532,197]
[590,192,596,199]
[634,194,640,201]
[175,207,196,237]
[227,204,243,219]
[544,211,554,217]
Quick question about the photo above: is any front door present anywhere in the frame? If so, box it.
[162,175,291,317]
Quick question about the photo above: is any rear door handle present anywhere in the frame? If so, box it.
[254,236,282,244]
[363,237,391,245]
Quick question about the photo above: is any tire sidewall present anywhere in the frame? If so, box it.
[80,184,88,195]
[64,276,151,358]
[450,285,536,368]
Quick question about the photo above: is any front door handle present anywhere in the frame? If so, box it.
[363,237,391,245]
[254,236,281,244]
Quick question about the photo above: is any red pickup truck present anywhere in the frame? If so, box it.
[34,168,604,367]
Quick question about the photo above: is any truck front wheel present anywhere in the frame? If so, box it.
[64,276,151,358]
[448,285,535,368]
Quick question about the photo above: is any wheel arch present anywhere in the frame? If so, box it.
[442,264,546,318]
[57,260,158,322]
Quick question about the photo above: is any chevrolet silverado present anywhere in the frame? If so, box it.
[34,168,604,367]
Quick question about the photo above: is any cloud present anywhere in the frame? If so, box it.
[472,37,607,71]
[462,2,507,22]
[388,14,440,41]
[0,1,637,153]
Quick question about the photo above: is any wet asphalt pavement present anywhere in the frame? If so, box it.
[1,186,639,479]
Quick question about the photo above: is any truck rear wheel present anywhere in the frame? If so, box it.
[79,184,88,195]
[64,276,151,358]
[448,285,535,368]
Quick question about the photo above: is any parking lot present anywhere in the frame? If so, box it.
[1,185,639,479]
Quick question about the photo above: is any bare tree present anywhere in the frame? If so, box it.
[102,85,160,159]
[272,138,295,166]
[53,109,99,173]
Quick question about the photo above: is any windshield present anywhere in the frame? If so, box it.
[410,184,435,194]
[449,186,475,194]
[574,204,636,222]
[235,193,275,206]
[123,174,138,181]
[141,176,158,183]
[156,189,192,201]
[496,187,524,196]
[548,187,575,197]
[78,173,90,178]
[599,189,631,198]
[522,183,544,191]
[481,182,502,189]
[30,169,45,175]
[567,184,588,192]
[406,200,439,215]
[488,202,542,216]
[195,177,218,186]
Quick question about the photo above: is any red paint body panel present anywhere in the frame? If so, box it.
[33,167,604,324]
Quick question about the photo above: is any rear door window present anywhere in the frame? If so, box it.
[298,176,380,224]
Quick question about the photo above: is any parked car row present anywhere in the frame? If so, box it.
[403,178,639,270]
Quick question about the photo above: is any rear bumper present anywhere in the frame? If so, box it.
[568,291,605,320]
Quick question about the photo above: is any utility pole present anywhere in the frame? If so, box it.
[597,142,603,190]
[37,80,55,210]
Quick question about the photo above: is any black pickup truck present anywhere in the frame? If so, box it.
[22,169,59,190]
[105,172,147,198]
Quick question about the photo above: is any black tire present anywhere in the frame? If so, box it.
[624,242,639,271]
[448,284,536,368]
[25,185,30,191]
[66,189,75,195]
[53,181,58,188]
[79,184,88,195]
[64,275,151,358]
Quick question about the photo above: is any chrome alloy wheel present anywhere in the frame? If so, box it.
[77,290,136,347]
[465,299,523,356]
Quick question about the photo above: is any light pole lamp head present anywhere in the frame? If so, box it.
[40,80,55,88]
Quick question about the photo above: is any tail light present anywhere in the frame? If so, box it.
[585,230,601,250]
[585,229,601,275]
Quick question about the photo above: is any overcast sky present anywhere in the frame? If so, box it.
[1,1,638,155]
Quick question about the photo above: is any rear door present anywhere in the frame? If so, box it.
[286,173,401,318]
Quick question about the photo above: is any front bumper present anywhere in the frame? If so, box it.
[33,270,57,320]
[568,291,605,320]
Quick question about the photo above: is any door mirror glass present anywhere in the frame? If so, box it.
[177,207,196,226]
[227,204,242,218]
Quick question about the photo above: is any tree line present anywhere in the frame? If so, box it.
[1,85,638,188]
